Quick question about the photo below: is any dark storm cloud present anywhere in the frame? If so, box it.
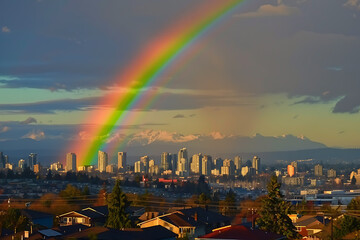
[1,0,360,113]
[0,97,100,114]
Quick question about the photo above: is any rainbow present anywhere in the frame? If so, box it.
[69,0,244,166]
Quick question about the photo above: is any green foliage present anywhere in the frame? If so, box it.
[1,208,29,232]
[219,189,237,216]
[59,184,83,200]
[334,197,360,238]
[257,175,300,239]
[106,180,132,229]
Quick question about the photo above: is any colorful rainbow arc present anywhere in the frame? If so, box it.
[71,0,244,166]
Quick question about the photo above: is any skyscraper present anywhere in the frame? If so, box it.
[118,152,127,169]
[28,153,37,170]
[98,151,108,172]
[234,156,242,170]
[161,152,171,171]
[201,155,212,176]
[66,153,77,172]
[140,156,150,173]
[0,152,5,168]
[252,156,260,174]
[178,148,188,172]
[190,153,202,174]
[314,164,323,176]
[221,159,235,176]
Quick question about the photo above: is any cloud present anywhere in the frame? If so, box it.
[0,126,10,133]
[236,4,300,18]
[0,97,99,114]
[1,26,10,33]
[332,95,360,113]
[22,130,45,140]
[20,117,38,124]
[173,114,186,118]
[344,0,360,10]
[128,129,199,145]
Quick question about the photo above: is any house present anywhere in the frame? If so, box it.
[57,208,107,227]
[195,225,286,240]
[21,209,54,228]
[138,207,230,239]
[294,215,329,239]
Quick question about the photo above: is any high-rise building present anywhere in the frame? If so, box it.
[291,161,298,174]
[314,164,323,176]
[201,155,212,176]
[161,152,171,171]
[170,153,177,172]
[241,166,255,177]
[140,156,150,173]
[66,153,77,172]
[18,159,26,169]
[327,169,336,178]
[0,152,5,168]
[287,165,295,177]
[98,151,108,172]
[28,153,37,170]
[134,161,141,173]
[213,158,223,171]
[252,156,260,174]
[178,148,188,172]
[234,156,242,170]
[106,164,116,173]
[190,153,202,174]
[51,162,63,171]
[118,152,126,169]
[33,164,41,174]
[221,159,235,176]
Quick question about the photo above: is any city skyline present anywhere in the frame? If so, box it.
[1,0,360,160]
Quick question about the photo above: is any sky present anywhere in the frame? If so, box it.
[1,0,360,159]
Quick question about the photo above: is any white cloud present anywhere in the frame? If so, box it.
[236,4,300,18]
[22,130,45,140]
[128,129,199,145]
[2,26,10,33]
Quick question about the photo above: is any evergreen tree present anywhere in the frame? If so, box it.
[257,175,299,239]
[106,180,132,229]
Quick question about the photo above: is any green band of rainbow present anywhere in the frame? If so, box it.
[70,0,244,166]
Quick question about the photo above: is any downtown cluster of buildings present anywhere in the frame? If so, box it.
[0,152,40,173]
[47,148,261,178]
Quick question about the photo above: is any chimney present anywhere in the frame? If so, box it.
[194,212,198,221]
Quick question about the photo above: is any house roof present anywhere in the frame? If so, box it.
[294,215,329,228]
[53,224,90,235]
[38,229,62,237]
[197,225,285,240]
[177,207,230,225]
[159,212,197,228]
[83,206,109,216]
[21,209,53,220]
[60,225,176,240]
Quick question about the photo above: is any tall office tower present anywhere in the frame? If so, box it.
[161,152,171,171]
[221,159,235,176]
[287,165,295,177]
[18,159,26,169]
[190,153,202,174]
[314,164,323,176]
[4,155,9,164]
[140,156,150,173]
[0,152,5,168]
[252,156,260,174]
[291,161,298,174]
[28,153,37,170]
[234,156,242,170]
[171,154,177,172]
[178,148,188,172]
[327,169,336,178]
[66,153,77,172]
[213,158,223,171]
[134,161,141,173]
[201,155,212,176]
[98,151,108,172]
[117,152,127,169]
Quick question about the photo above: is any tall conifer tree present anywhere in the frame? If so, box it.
[257,175,299,239]
[106,180,132,229]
